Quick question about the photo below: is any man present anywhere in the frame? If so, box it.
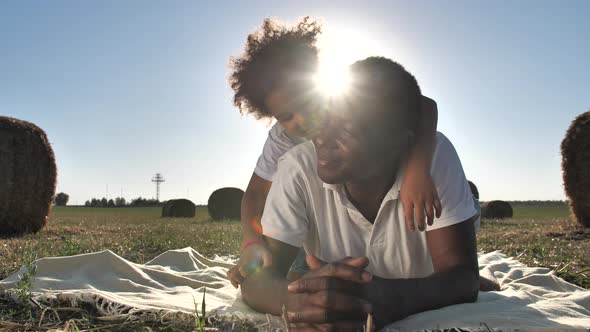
[227,17,441,285]
[241,57,480,330]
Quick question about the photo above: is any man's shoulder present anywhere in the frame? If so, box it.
[434,131,451,150]
[277,141,317,175]
[432,131,459,165]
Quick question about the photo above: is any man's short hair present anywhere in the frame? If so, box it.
[348,57,422,135]
[228,17,321,119]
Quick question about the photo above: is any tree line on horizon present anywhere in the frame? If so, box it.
[83,196,161,208]
[496,200,567,207]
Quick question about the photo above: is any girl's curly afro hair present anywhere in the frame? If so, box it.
[229,17,322,119]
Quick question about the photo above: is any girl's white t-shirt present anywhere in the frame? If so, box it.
[254,123,305,181]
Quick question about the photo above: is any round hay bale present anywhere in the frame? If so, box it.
[468,180,479,200]
[482,200,513,219]
[207,187,244,221]
[161,200,173,217]
[561,110,590,228]
[161,199,195,218]
[0,116,57,236]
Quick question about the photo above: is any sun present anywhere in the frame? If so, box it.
[313,63,351,97]
[313,25,382,97]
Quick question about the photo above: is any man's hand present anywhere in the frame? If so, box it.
[294,256,400,330]
[285,256,373,329]
[227,242,272,288]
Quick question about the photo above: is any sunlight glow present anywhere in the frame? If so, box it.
[314,64,351,96]
[314,25,383,97]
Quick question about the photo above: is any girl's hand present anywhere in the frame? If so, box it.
[400,168,441,232]
[227,242,272,288]
[400,95,441,232]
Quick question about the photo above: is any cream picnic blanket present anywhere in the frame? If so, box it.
[1,248,588,330]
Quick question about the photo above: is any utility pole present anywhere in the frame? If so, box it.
[151,173,165,202]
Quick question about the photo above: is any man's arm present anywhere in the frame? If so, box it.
[367,216,479,325]
[378,131,479,323]
[243,236,373,329]
[287,216,479,327]
[240,236,299,315]
[241,146,373,328]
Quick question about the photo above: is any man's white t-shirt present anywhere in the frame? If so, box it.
[261,132,477,279]
[254,123,305,181]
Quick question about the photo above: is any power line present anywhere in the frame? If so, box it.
[151,173,165,201]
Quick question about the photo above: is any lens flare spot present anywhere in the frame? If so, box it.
[251,218,263,234]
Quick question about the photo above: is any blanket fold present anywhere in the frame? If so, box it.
[1,248,588,330]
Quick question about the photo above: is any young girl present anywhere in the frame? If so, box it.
[226,17,447,288]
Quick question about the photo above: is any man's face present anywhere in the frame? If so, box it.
[313,97,410,184]
[264,83,326,139]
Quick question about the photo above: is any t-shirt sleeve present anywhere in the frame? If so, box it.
[260,154,309,247]
[254,123,297,181]
[426,133,477,231]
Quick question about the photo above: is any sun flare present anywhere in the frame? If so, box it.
[313,26,383,98]
[313,64,351,97]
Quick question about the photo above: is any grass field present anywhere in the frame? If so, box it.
[510,204,572,219]
[479,204,589,288]
[0,206,242,282]
[0,203,588,330]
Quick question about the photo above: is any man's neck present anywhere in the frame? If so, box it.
[344,162,399,223]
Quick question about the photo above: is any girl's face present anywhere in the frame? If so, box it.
[264,84,326,139]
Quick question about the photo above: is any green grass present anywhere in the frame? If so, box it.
[511,204,571,219]
[478,204,589,289]
[1,204,587,287]
[475,202,589,288]
[0,204,588,330]
[0,206,247,330]
[0,206,242,281]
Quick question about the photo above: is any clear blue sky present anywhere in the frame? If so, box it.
[2,1,588,204]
